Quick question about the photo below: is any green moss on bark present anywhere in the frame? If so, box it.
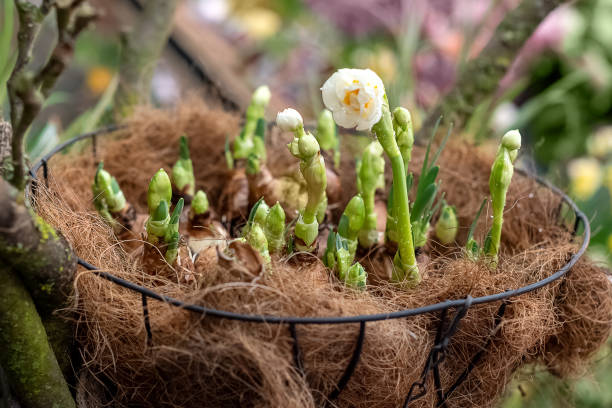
[0,265,75,408]
[0,181,76,316]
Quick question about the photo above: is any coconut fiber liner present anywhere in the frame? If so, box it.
[32,101,612,408]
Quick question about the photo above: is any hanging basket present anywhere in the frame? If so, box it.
[27,105,610,408]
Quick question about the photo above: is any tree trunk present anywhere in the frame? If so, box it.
[114,0,180,118]
[0,264,75,408]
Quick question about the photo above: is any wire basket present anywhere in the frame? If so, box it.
[27,126,591,408]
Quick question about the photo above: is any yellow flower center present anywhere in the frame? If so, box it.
[343,89,361,112]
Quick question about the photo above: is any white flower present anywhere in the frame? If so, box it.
[276,108,303,132]
[321,68,385,131]
[252,85,271,107]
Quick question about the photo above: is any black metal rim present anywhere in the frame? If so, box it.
[27,126,591,325]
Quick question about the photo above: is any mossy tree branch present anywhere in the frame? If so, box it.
[0,176,78,383]
[0,178,76,316]
[7,0,97,191]
[0,263,75,408]
[113,0,179,118]
[418,0,572,138]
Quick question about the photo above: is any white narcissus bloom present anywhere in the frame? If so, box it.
[276,108,303,132]
[321,68,385,131]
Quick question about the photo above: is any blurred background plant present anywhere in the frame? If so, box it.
[1,0,612,406]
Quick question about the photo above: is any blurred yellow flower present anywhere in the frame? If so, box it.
[567,157,602,201]
[608,234,612,254]
[587,126,612,158]
[605,163,612,189]
[354,47,397,82]
[236,8,281,40]
[86,66,113,95]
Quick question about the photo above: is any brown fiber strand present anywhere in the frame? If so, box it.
[33,101,612,408]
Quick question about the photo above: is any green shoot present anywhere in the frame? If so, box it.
[316,109,340,169]
[410,120,452,248]
[357,141,385,248]
[92,162,128,228]
[191,190,209,216]
[233,85,270,160]
[434,201,458,244]
[264,202,286,254]
[285,111,327,251]
[171,135,195,196]
[370,97,419,286]
[466,198,487,260]
[483,130,521,266]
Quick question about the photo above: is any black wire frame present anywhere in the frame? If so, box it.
[27,127,591,406]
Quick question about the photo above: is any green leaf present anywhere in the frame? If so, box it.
[483,230,492,254]
[26,122,59,161]
[323,229,336,268]
[179,135,190,160]
[225,135,234,170]
[0,52,15,106]
[428,192,445,221]
[42,91,71,108]
[169,198,184,226]
[0,1,15,106]
[0,0,14,66]
[467,198,488,243]
[420,115,442,176]
[255,117,266,141]
[416,166,439,199]
[411,182,437,222]
[430,122,453,167]
[62,74,118,142]
[245,197,265,236]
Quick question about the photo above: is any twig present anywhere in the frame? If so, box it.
[34,2,97,97]
[7,0,49,191]
[7,0,97,191]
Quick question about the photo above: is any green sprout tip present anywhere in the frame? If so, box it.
[264,202,286,253]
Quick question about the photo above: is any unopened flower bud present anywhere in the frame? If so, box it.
[501,129,521,151]
[147,169,172,215]
[252,85,271,108]
[277,108,303,132]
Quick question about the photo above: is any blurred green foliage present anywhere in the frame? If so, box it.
[502,343,612,408]
[508,0,612,263]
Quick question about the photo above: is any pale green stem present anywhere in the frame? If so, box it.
[372,102,418,281]
[486,149,513,260]
[390,157,417,268]
[302,154,326,225]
